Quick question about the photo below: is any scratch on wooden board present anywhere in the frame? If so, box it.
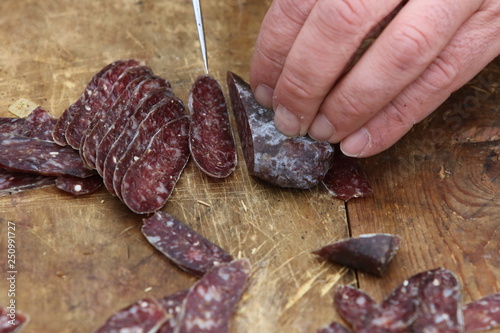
[126,30,146,49]
[320,266,348,297]
[283,266,329,311]
[29,230,59,254]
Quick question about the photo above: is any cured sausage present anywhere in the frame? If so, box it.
[142,211,233,277]
[93,298,167,333]
[80,67,152,169]
[174,258,252,333]
[463,293,500,332]
[55,174,102,196]
[54,59,141,146]
[0,169,55,197]
[409,268,463,332]
[0,305,29,333]
[157,290,189,333]
[227,72,334,189]
[95,76,171,175]
[188,75,237,178]
[0,117,25,133]
[333,285,378,328]
[313,234,401,277]
[102,87,174,195]
[0,133,95,178]
[317,322,352,333]
[19,106,57,141]
[120,116,190,214]
[321,148,373,201]
[112,97,185,200]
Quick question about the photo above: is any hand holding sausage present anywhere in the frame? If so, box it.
[250,0,500,157]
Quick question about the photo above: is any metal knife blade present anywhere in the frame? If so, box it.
[192,0,209,74]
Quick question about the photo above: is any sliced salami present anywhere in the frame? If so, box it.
[0,305,29,333]
[19,106,57,141]
[409,268,463,332]
[463,293,500,332]
[80,65,153,167]
[157,290,189,333]
[95,76,171,175]
[333,285,378,328]
[188,75,237,178]
[113,97,186,199]
[0,169,55,197]
[227,72,334,189]
[0,117,25,133]
[174,258,252,333]
[313,234,401,277]
[0,133,95,178]
[54,59,141,146]
[93,298,167,333]
[55,174,102,196]
[317,322,352,333]
[102,87,174,195]
[63,59,141,149]
[120,116,190,214]
[321,148,373,201]
[142,211,233,277]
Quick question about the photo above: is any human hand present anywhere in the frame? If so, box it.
[250,0,500,157]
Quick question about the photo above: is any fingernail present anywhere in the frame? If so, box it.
[254,84,274,109]
[308,113,335,142]
[341,128,370,157]
[274,104,300,137]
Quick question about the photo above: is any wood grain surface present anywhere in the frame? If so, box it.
[0,1,498,332]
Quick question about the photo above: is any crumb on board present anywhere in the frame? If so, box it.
[241,200,247,212]
[8,98,39,117]
[144,287,153,292]
[197,200,211,207]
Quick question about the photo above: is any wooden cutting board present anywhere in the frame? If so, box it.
[0,1,498,332]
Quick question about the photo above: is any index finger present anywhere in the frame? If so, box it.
[250,0,316,108]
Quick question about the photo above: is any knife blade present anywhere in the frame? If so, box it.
[192,0,209,74]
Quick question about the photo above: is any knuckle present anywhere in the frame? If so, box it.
[278,0,316,24]
[317,0,366,34]
[335,87,370,121]
[386,23,433,71]
[420,53,461,92]
[279,70,318,102]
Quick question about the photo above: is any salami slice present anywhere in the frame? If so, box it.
[0,117,25,133]
[93,298,167,333]
[142,211,233,277]
[227,72,334,189]
[157,290,189,333]
[62,59,141,149]
[317,322,352,333]
[0,305,29,333]
[0,133,95,178]
[113,97,186,199]
[0,169,55,197]
[54,59,141,146]
[55,174,102,196]
[321,148,373,201]
[188,75,237,178]
[409,268,463,332]
[19,106,57,141]
[463,293,500,332]
[121,116,190,214]
[334,285,378,328]
[313,234,401,277]
[80,66,153,167]
[102,87,174,195]
[174,258,252,333]
[95,76,171,175]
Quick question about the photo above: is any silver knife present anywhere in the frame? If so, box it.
[192,0,209,74]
